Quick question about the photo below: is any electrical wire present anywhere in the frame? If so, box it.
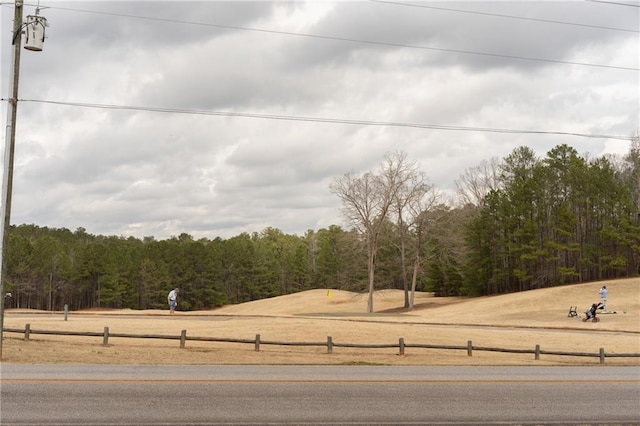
[4,3,636,142]
[16,3,639,72]
[21,1,638,33]
[13,98,636,142]
[586,0,640,7]
[369,0,639,33]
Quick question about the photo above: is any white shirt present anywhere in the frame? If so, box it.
[168,290,177,301]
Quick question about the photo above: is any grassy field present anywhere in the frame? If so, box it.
[2,277,639,365]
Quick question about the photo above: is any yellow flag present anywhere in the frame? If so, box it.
[327,290,333,298]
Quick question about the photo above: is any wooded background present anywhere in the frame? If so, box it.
[4,142,639,312]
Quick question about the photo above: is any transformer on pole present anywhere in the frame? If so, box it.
[24,14,48,52]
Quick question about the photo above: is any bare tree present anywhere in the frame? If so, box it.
[455,157,501,208]
[330,151,410,312]
[390,159,433,308]
[406,186,441,308]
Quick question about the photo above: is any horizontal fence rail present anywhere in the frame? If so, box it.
[4,324,639,364]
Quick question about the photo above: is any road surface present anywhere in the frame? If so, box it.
[1,365,638,424]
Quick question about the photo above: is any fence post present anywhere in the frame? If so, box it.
[467,340,472,356]
[255,334,260,352]
[599,348,605,364]
[180,330,187,349]
[327,336,333,354]
[399,338,405,355]
[535,344,540,360]
[25,323,30,340]
[103,327,109,346]
[64,304,68,321]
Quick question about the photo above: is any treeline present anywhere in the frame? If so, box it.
[3,142,639,311]
[463,144,640,295]
[5,225,374,311]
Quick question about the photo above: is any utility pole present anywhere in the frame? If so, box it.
[0,0,46,359]
[0,0,24,360]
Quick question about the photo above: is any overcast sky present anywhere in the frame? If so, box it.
[1,0,638,240]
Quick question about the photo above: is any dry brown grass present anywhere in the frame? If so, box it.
[2,278,639,365]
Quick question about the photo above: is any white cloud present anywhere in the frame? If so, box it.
[1,1,637,239]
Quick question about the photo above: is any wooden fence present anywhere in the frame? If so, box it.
[5,324,640,364]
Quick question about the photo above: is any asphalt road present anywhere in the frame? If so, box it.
[1,365,638,425]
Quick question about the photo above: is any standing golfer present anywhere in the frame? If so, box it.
[167,288,179,314]
[599,285,608,311]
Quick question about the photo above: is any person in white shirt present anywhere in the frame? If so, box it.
[167,288,179,314]
[599,286,608,311]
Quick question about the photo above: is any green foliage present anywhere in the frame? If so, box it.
[3,143,638,310]
[465,144,640,294]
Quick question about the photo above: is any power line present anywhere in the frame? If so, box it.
[586,0,640,7]
[15,98,636,142]
[22,3,639,72]
[370,0,639,33]
[25,1,637,33]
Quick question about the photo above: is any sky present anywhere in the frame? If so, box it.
[1,0,638,240]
